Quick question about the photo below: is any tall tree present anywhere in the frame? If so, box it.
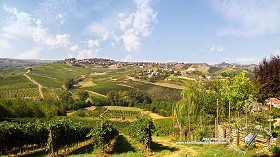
[77,91,89,101]
[174,81,206,139]
[64,78,75,90]
[255,55,280,99]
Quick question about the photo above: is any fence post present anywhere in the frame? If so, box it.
[49,124,55,156]
[147,123,151,152]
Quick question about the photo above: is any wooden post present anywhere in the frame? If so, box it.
[237,130,240,146]
[200,115,203,131]
[215,118,218,138]
[228,100,231,135]
[216,99,219,138]
[49,124,55,155]
[269,101,272,132]
[188,113,191,140]
[146,123,151,151]
[245,105,248,133]
[216,99,219,126]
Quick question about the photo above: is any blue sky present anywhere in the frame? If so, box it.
[0,0,280,64]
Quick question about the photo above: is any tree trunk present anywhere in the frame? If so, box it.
[200,115,203,131]
[246,109,248,133]
[237,130,240,146]
[215,118,218,138]
[49,124,55,155]
[216,99,219,125]
[269,101,272,132]
[188,113,191,140]
[228,100,231,135]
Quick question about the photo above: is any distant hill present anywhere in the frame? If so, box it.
[0,58,55,73]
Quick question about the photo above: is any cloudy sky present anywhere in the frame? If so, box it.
[0,0,280,64]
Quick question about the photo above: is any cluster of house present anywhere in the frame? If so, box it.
[65,58,184,68]
[213,62,256,70]
[136,68,180,79]
[265,98,280,108]
[65,58,115,66]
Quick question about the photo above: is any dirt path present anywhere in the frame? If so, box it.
[86,90,107,97]
[23,70,44,99]
[152,136,200,157]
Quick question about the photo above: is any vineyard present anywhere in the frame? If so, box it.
[72,106,143,120]
[0,118,119,156]
[0,117,157,157]
[125,80,182,101]
[103,110,142,119]
[0,72,40,99]
[0,88,40,99]
[28,63,93,88]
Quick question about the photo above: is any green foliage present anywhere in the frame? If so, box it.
[270,145,280,157]
[0,120,48,153]
[87,119,118,150]
[73,107,141,120]
[28,63,93,88]
[77,90,89,101]
[90,95,108,106]
[135,100,174,116]
[107,89,152,107]
[59,91,90,110]
[0,72,40,99]
[221,71,253,114]
[65,78,75,90]
[103,110,141,119]
[0,118,93,154]
[128,117,155,146]
[49,119,92,152]
[0,99,66,119]
[154,118,173,136]
[125,80,182,102]
[60,91,74,103]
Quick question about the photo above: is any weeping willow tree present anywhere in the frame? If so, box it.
[174,81,206,140]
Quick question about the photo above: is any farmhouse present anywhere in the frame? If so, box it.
[265,98,280,108]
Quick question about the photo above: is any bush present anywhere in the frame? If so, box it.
[270,145,280,157]
[154,118,173,136]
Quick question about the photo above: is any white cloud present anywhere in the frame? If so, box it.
[86,21,111,39]
[2,5,70,47]
[111,42,115,47]
[76,49,97,59]
[123,54,132,62]
[117,0,157,51]
[102,32,109,41]
[17,47,41,59]
[210,44,225,52]
[87,39,99,48]
[211,0,280,36]
[56,13,65,24]
[34,0,73,25]
[69,44,79,52]
[122,33,141,51]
